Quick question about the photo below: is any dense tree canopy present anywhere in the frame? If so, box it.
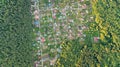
[0,0,34,67]
[55,0,120,67]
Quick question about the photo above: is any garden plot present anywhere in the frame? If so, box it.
[32,0,99,67]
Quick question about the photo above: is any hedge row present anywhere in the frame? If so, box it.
[0,0,34,67]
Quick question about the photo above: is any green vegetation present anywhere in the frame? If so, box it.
[0,0,119,67]
[91,0,120,45]
[0,0,34,67]
[55,0,120,67]
[55,39,120,67]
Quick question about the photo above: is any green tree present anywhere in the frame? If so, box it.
[0,0,34,67]
[55,0,120,67]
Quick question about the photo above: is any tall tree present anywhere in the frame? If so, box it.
[0,0,34,67]
[55,0,120,67]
